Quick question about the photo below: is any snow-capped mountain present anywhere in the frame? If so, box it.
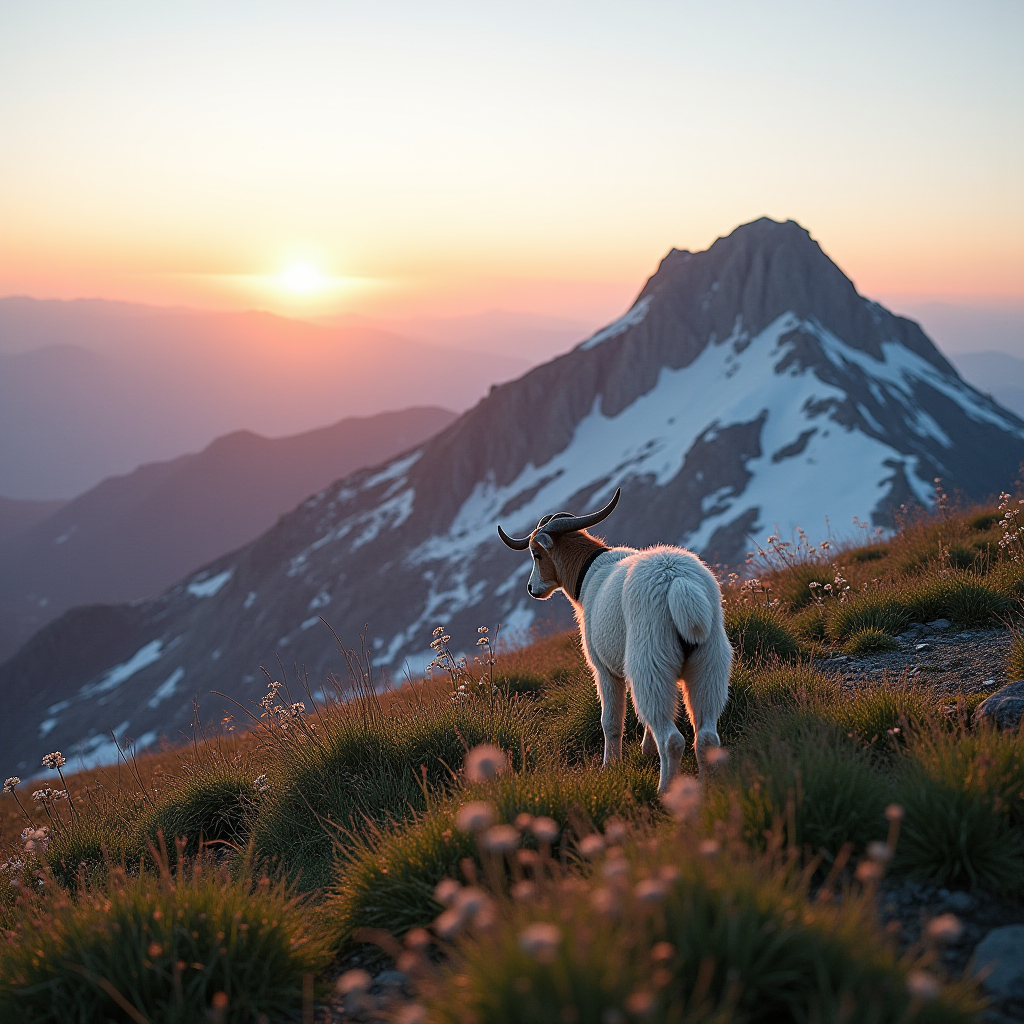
[4,217,1022,775]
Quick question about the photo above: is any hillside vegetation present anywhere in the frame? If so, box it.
[1,494,1023,1022]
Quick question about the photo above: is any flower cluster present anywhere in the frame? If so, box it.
[997,491,1024,562]
[807,563,852,605]
[20,826,49,854]
[41,751,66,770]
[258,680,305,728]
[31,787,68,804]
[3,776,19,794]
[253,774,271,794]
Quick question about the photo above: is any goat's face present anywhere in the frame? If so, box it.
[527,533,561,599]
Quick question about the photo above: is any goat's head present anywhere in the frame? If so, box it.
[497,489,620,600]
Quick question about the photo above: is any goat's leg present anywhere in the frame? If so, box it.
[593,665,626,766]
[679,640,731,778]
[626,659,686,794]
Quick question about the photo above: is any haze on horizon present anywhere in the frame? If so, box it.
[1,0,1022,334]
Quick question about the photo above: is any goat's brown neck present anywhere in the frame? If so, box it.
[552,530,608,603]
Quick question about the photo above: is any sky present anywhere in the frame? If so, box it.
[1,0,1022,327]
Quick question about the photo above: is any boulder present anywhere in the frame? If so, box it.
[974,680,1024,731]
[926,618,952,630]
[972,925,1024,1000]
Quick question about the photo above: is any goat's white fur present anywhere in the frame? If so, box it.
[529,543,732,792]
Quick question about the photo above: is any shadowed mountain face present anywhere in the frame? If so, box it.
[4,218,1022,775]
[0,407,456,663]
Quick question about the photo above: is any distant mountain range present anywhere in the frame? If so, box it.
[4,217,1023,776]
[0,300,526,499]
[0,407,455,664]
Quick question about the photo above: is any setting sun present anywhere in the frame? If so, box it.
[280,262,324,293]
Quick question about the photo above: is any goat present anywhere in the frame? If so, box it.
[498,489,731,792]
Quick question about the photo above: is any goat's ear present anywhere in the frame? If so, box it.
[535,532,554,551]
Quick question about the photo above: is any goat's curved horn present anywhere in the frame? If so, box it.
[497,524,532,550]
[543,488,621,535]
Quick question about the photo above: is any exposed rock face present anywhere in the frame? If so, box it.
[4,217,1024,774]
[974,680,1024,732]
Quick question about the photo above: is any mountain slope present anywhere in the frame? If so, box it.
[950,350,1024,420]
[0,407,456,663]
[4,218,1022,775]
[0,300,527,499]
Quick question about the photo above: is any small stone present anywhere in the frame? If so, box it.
[927,619,951,630]
[982,678,997,687]
[915,642,932,651]
[972,925,1024,1000]
[944,891,976,914]
[974,681,1024,731]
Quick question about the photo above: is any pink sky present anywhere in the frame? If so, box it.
[1,2,1021,325]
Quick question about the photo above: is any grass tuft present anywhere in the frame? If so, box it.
[843,627,898,656]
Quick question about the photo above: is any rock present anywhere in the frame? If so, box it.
[915,642,932,651]
[974,680,1024,731]
[972,925,1024,1000]
[927,618,951,630]
[944,891,977,914]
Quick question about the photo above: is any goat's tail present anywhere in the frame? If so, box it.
[667,574,715,647]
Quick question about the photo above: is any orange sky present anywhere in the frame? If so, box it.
[1,1,1021,324]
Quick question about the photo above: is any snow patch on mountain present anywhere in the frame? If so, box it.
[80,639,165,697]
[580,297,652,350]
[187,569,233,598]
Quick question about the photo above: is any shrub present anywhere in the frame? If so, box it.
[137,756,255,858]
[725,607,800,663]
[907,574,1011,627]
[843,627,898,656]
[769,562,833,611]
[893,726,1024,890]
[790,603,827,641]
[831,684,935,752]
[705,716,889,861]
[326,764,659,948]
[426,828,975,1024]
[967,510,1000,532]
[0,854,331,1023]
[826,593,910,641]
[849,544,889,563]
[250,694,537,891]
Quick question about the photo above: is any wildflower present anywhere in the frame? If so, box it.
[41,752,66,770]
[604,818,627,843]
[906,971,941,1000]
[405,927,431,950]
[698,839,720,857]
[625,990,656,1016]
[289,702,305,717]
[866,841,892,863]
[925,913,963,944]
[635,877,669,903]
[456,801,496,833]
[662,775,700,820]
[518,922,561,962]
[464,744,508,783]
[434,908,464,939]
[453,886,491,923]
[31,788,53,803]
[51,790,68,802]
[514,812,534,831]
[591,887,620,917]
[336,969,372,995]
[530,816,560,843]
[253,774,270,793]
[3,777,20,794]
[476,637,488,646]
[147,941,163,958]
[650,942,675,963]
[433,626,445,636]
[0,858,23,874]
[434,878,461,906]
[884,804,904,822]
[20,827,48,854]
[579,834,606,858]
[855,860,884,883]
[512,880,536,902]
[603,853,629,880]
[704,746,729,766]
[396,1006,428,1024]
[482,825,519,852]
[477,625,488,633]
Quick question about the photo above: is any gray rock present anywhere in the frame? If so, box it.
[974,680,1024,731]
[927,618,952,630]
[944,891,977,914]
[972,925,1024,1000]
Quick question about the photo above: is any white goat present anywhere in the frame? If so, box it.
[498,489,732,792]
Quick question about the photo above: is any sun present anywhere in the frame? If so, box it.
[280,262,325,293]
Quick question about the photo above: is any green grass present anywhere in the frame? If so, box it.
[725,607,801,663]
[826,592,911,641]
[326,763,660,949]
[1007,633,1024,680]
[425,827,977,1024]
[844,627,898,656]
[0,852,331,1023]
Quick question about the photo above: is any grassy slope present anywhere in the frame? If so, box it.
[1,500,1022,1021]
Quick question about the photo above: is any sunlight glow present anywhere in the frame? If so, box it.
[280,263,324,293]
